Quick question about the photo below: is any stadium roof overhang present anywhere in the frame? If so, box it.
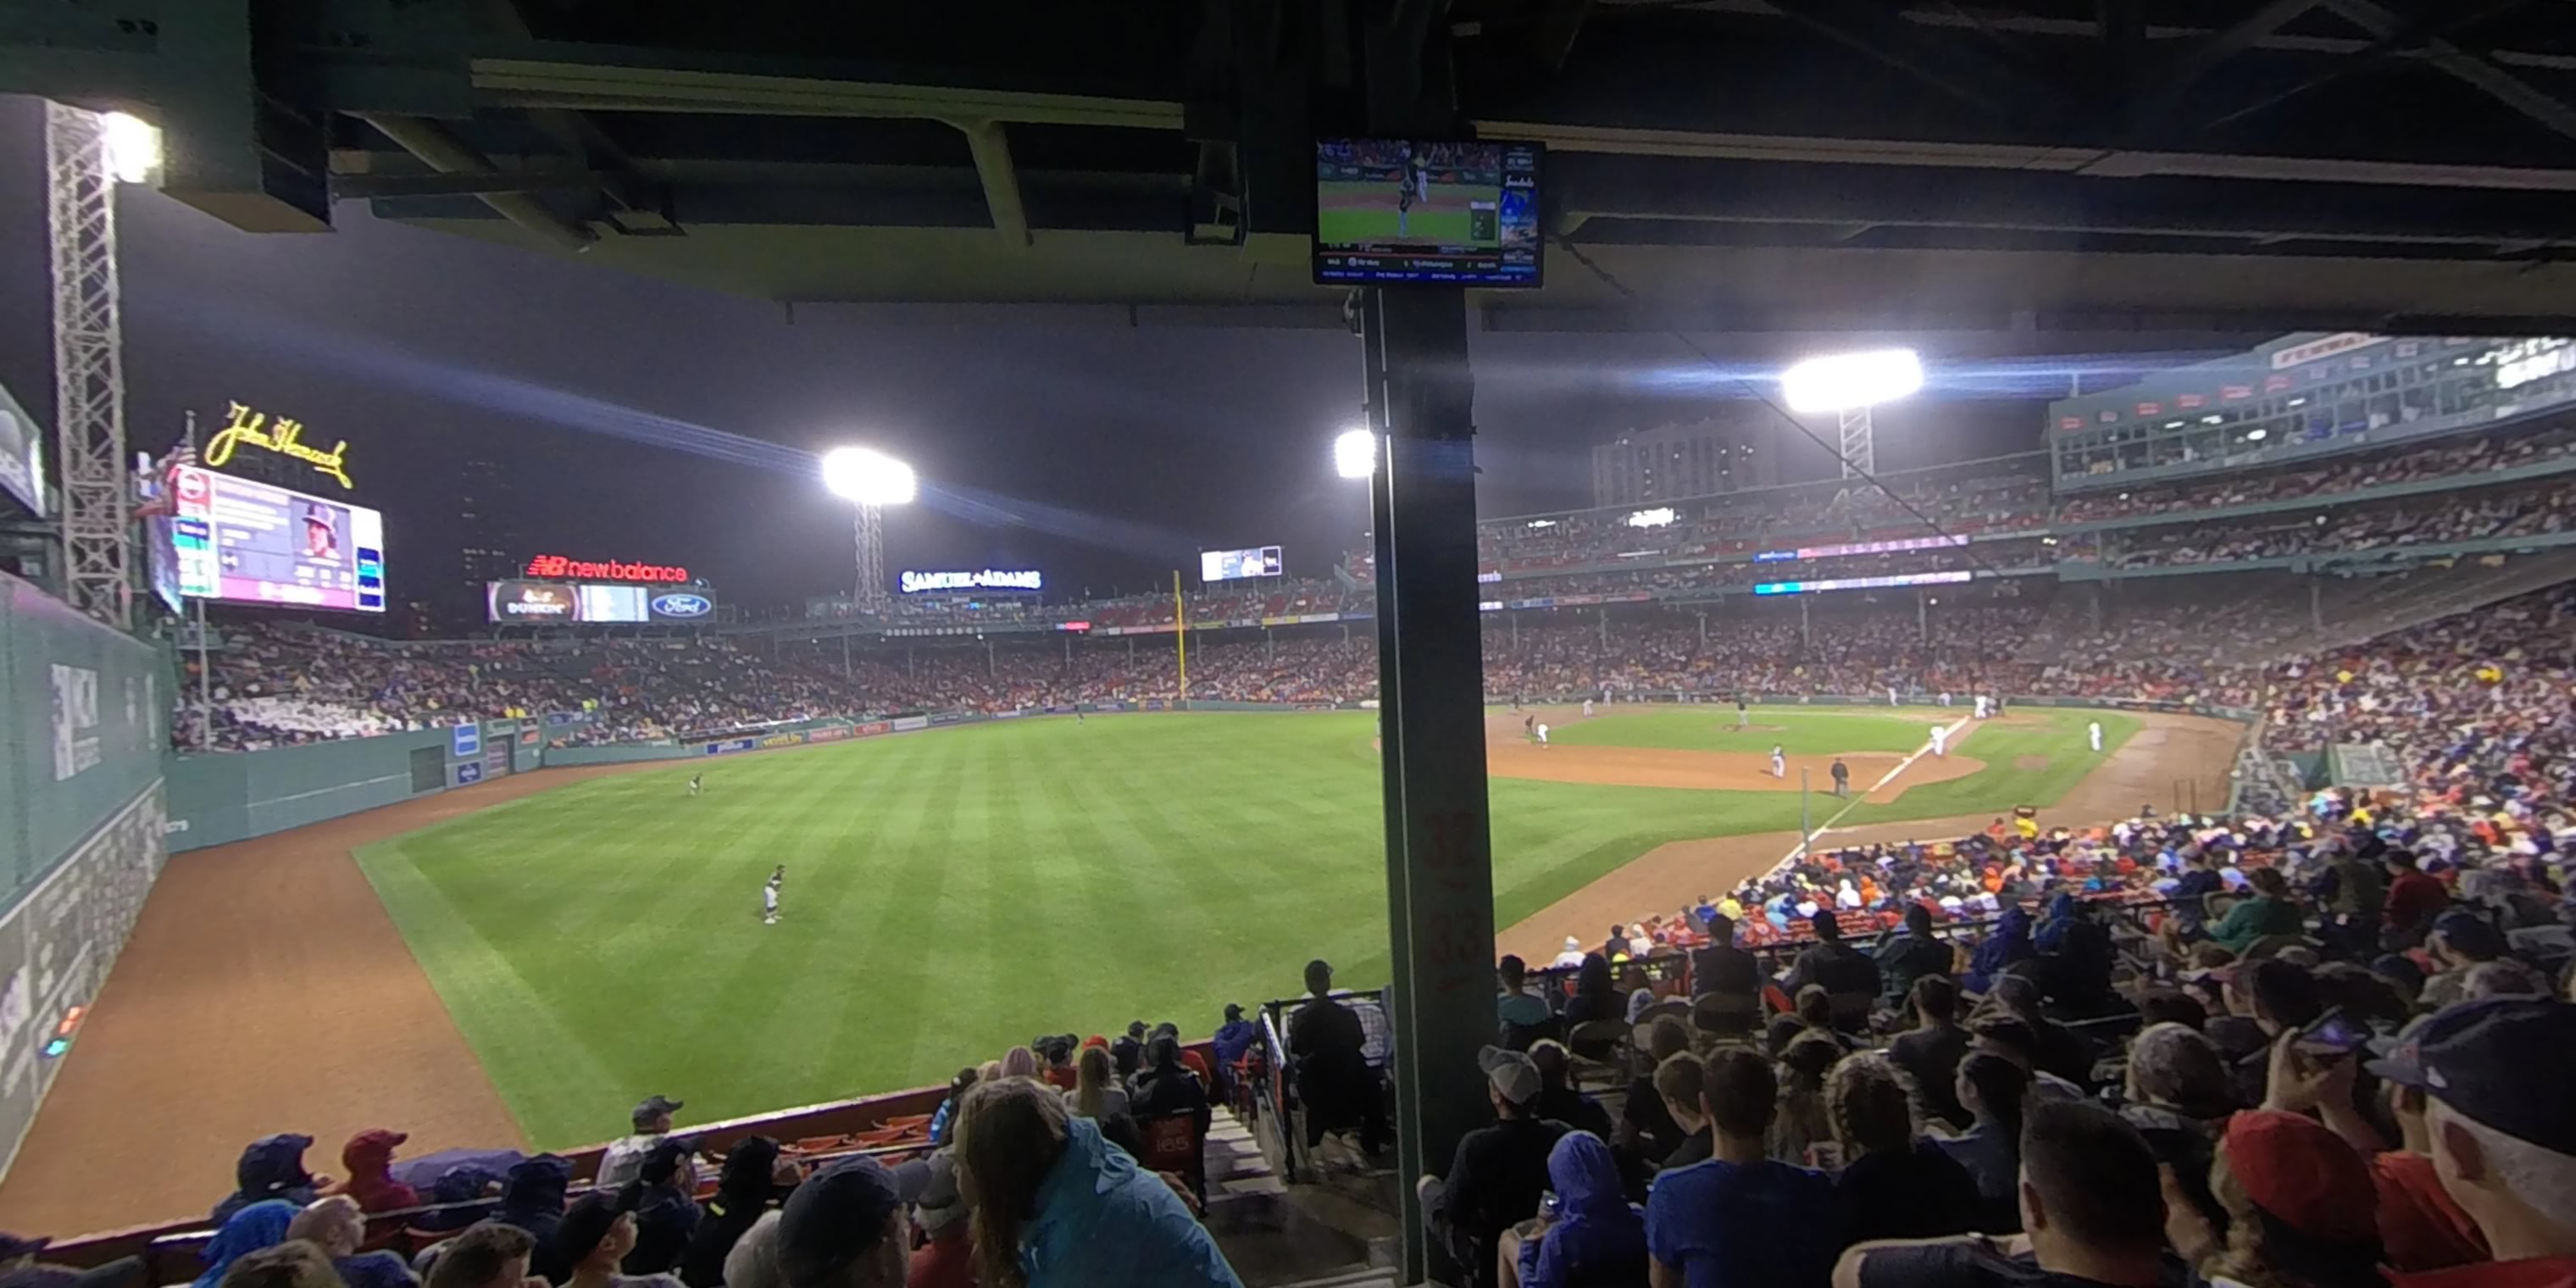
[11,0,2576,340]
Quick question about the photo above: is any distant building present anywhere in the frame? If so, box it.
[1591,412,1784,508]
[451,453,523,629]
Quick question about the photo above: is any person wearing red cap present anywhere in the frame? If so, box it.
[2183,1109,2384,1288]
[328,1130,419,1214]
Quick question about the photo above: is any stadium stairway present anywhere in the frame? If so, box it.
[1206,1112,1403,1286]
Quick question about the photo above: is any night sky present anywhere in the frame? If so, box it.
[0,97,2099,624]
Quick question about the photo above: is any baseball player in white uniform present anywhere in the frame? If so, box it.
[689,773,702,797]
[1770,746,1787,779]
[1930,724,1950,758]
[1582,698,1595,718]
[1888,686,1900,707]
[1535,722,1551,747]
[1939,691,1952,708]
[762,865,784,924]
[2089,719,2104,752]
[1974,694,1992,720]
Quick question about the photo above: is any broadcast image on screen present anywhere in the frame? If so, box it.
[1313,139,1541,287]
[171,465,385,612]
[1201,545,1284,582]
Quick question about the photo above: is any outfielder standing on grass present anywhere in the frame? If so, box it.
[1736,695,1750,730]
[762,865,784,925]
[688,773,702,797]
[2090,719,2104,752]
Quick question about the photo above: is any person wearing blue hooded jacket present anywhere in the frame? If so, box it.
[1497,1132,1646,1288]
[950,1077,1242,1288]
[192,1201,297,1288]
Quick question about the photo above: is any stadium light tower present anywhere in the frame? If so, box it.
[1780,347,1924,480]
[819,447,916,609]
[1334,426,1378,480]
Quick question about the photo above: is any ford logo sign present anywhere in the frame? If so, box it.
[652,593,712,618]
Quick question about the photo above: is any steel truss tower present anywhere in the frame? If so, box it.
[853,503,886,607]
[47,103,132,629]
[1838,404,1875,479]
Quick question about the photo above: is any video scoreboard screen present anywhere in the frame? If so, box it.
[1313,139,1542,287]
[487,580,715,624]
[1201,546,1283,582]
[171,464,385,612]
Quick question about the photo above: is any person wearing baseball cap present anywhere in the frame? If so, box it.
[2368,999,2576,1288]
[2179,1109,2384,1287]
[1416,1046,1567,1285]
[770,1157,908,1288]
[598,1096,687,1190]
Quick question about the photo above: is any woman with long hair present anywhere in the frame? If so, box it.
[1768,1033,1840,1168]
[1565,954,1620,1025]
[1067,1043,1130,1121]
[1938,1052,2032,1234]
[951,1078,1243,1288]
[1825,1054,1978,1242]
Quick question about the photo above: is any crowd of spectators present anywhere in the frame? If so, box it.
[1426,767,2576,1288]
[2064,476,2576,570]
[2056,420,2576,525]
[40,1012,1274,1288]
[185,565,2576,767]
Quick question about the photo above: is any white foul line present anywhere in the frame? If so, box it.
[1768,714,1975,874]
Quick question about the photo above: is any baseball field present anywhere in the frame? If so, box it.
[0,702,2241,1234]
[1315,179,1499,247]
[357,705,2141,1146]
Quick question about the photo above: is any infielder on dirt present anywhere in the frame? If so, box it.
[1582,697,1595,718]
[1770,745,1787,779]
[1930,724,1951,758]
[1535,722,1551,747]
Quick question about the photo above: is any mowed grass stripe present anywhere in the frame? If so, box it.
[1549,706,1937,755]
[367,710,2135,1146]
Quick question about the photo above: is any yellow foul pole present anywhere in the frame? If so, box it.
[1173,569,1188,701]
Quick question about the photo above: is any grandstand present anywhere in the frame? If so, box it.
[15,330,2576,1288]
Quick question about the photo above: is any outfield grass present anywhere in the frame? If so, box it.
[1547,706,1940,755]
[358,709,2117,1146]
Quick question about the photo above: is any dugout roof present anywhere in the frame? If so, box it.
[9,2,2576,340]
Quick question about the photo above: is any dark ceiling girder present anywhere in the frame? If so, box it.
[1554,155,2576,249]
[1759,0,2070,119]
[2137,0,2323,121]
[2319,0,2576,143]
[353,114,596,249]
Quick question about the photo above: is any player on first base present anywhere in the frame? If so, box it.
[2089,719,2104,752]
[1930,724,1949,758]
[762,865,785,924]
[688,773,702,797]
[1770,745,1786,779]
[1535,722,1551,747]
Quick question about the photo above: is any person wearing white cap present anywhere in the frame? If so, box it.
[1552,937,1587,969]
[1417,1046,1568,1288]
